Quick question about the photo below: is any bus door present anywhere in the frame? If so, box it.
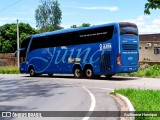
[19,37,31,73]
[15,48,28,73]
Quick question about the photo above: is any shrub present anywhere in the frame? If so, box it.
[126,64,160,78]
[0,66,19,74]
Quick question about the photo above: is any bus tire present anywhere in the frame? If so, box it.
[84,67,94,79]
[73,67,83,78]
[105,74,114,79]
[29,67,36,77]
[48,74,53,77]
[94,75,101,79]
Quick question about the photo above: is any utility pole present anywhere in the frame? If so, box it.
[17,19,20,68]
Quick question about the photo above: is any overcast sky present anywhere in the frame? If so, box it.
[0,0,160,34]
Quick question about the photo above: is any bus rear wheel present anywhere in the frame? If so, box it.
[73,67,83,78]
[84,68,94,79]
[48,74,53,77]
[94,75,101,79]
[105,74,114,79]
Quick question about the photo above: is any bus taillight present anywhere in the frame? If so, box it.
[117,54,122,66]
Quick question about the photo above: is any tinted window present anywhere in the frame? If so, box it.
[120,22,138,36]
[47,26,114,46]
[21,37,31,49]
[29,37,47,52]
[76,25,114,45]
[122,44,137,50]
[29,25,114,52]
[20,37,31,56]
[29,36,59,52]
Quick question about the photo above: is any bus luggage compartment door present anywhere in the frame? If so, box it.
[100,54,111,72]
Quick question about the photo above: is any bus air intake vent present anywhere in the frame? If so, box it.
[122,44,137,50]
[100,54,110,72]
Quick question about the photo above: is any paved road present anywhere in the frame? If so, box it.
[0,74,160,120]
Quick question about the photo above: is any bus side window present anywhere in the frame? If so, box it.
[29,38,41,52]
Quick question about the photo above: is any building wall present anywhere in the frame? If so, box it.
[139,42,160,62]
[0,53,17,66]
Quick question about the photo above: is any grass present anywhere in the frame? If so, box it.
[0,64,159,77]
[115,89,160,120]
[0,66,19,74]
[117,64,160,78]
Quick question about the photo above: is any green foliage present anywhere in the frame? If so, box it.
[0,23,38,53]
[71,23,91,28]
[71,25,78,28]
[125,64,160,78]
[35,0,62,32]
[0,66,19,74]
[144,0,160,14]
[115,89,160,120]
[117,64,160,78]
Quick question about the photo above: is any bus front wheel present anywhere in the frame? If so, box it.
[73,67,83,78]
[29,68,36,77]
[84,68,94,79]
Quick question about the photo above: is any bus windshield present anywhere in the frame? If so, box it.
[119,22,138,36]
[20,37,31,63]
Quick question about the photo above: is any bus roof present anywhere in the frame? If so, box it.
[32,22,118,38]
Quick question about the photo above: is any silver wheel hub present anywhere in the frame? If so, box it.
[86,69,92,77]
[30,69,34,76]
[75,69,80,77]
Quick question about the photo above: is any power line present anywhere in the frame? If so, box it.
[0,0,23,12]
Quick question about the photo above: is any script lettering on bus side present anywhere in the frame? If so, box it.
[28,46,106,72]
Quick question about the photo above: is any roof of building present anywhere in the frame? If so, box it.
[140,33,160,42]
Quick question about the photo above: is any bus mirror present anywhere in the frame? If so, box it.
[14,50,18,57]
[20,48,25,51]
[14,48,25,57]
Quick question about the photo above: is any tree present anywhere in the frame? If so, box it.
[81,23,91,27]
[70,25,78,28]
[70,23,91,28]
[144,0,160,14]
[0,23,38,53]
[35,0,62,32]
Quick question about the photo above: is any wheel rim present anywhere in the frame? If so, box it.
[86,69,93,77]
[30,69,34,76]
[75,69,81,77]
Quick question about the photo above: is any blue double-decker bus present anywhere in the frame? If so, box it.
[19,22,139,79]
